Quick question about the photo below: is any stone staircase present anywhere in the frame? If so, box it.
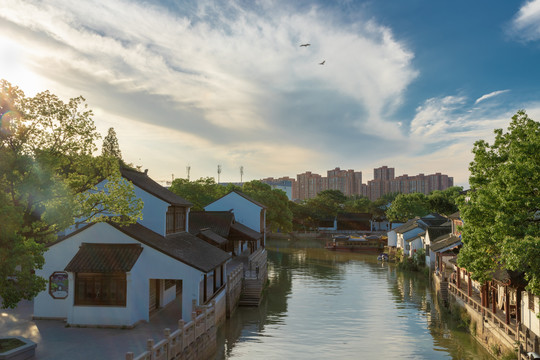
[239,279,263,306]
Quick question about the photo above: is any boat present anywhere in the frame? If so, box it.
[325,234,386,253]
[377,253,389,261]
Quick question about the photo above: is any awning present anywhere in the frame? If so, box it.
[198,228,228,245]
[65,243,143,273]
[230,222,262,241]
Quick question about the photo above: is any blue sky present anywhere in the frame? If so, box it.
[1,0,540,187]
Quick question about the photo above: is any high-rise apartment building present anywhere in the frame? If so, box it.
[373,166,394,181]
[292,166,453,201]
[326,167,362,197]
[296,171,325,201]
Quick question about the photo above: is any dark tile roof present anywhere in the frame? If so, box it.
[427,226,452,241]
[198,229,228,245]
[492,269,527,287]
[405,230,426,242]
[58,221,230,273]
[112,222,230,273]
[120,168,192,207]
[448,211,460,220]
[230,222,262,240]
[65,243,143,273]
[189,211,234,237]
[393,218,420,234]
[431,233,461,252]
[418,213,450,228]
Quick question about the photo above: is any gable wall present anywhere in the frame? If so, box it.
[34,222,203,326]
[205,193,263,233]
[125,182,170,236]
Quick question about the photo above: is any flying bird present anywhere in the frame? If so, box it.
[319,60,325,65]
[300,43,311,47]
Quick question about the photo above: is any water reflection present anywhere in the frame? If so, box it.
[216,237,492,359]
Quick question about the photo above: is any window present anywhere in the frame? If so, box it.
[529,292,535,312]
[166,206,186,234]
[75,273,126,306]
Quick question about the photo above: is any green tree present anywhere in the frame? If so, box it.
[385,192,429,223]
[305,190,346,224]
[371,192,399,221]
[242,180,293,233]
[343,195,371,213]
[427,186,463,215]
[289,201,318,231]
[102,127,122,160]
[458,110,540,295]
[0,80,142,308]
[169,177,233,210]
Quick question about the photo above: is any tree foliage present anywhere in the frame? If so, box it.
[102,127,122,160]
[169,177,235,211]
[457,110,540,295]
[305,190,345,223]
[386,193,430,223]
[0,80,142,308]
[385,187,462,223]
[242,180,293,233]
[427,186,462,216]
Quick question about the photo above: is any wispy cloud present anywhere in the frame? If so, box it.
[474,89,510,104]
[509,0,540,42]
[0,0,418,179]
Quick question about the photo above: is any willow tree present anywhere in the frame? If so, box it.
[458,110,540,295]
[0,80,143,308]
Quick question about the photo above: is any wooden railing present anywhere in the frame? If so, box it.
[126,301,217,360]
[449,282,517,338]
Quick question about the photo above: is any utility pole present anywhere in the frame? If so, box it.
[186,165,191,181]
[217,165,222,184]
[240,165,244,183]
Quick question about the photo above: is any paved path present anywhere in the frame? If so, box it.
[1,299,186,359]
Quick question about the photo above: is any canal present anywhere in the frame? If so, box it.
[215,237,493,359]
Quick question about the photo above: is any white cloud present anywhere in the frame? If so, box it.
[410,95,467,137]
[509,0,540,42]
[474,89,510,104]
[0,0,420,181]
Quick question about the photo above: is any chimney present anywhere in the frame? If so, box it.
[144,169,148,175]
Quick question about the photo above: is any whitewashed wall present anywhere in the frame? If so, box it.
[128,183,170,236]
[34,222,203,326]
[409,236,424,257]
[521,292,540,336]
[387,230,397,247]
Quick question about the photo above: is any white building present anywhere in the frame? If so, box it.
[205,190,267,252]
[34,168,231,327]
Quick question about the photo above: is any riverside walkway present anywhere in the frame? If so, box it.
[1,298,185,360]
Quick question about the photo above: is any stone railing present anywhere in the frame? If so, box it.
[126,301,217,360]
[226,264,243,317]
[245,248,267,280]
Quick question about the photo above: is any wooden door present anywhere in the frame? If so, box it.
[149,279,160,312]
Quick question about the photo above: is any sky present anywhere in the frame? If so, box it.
[1,0,540,187]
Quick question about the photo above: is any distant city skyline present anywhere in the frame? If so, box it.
[262,165,453,201]
[2,1,540,188]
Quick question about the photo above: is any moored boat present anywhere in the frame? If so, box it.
[325,234,386,253]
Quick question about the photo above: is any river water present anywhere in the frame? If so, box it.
[215,237,493,359]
